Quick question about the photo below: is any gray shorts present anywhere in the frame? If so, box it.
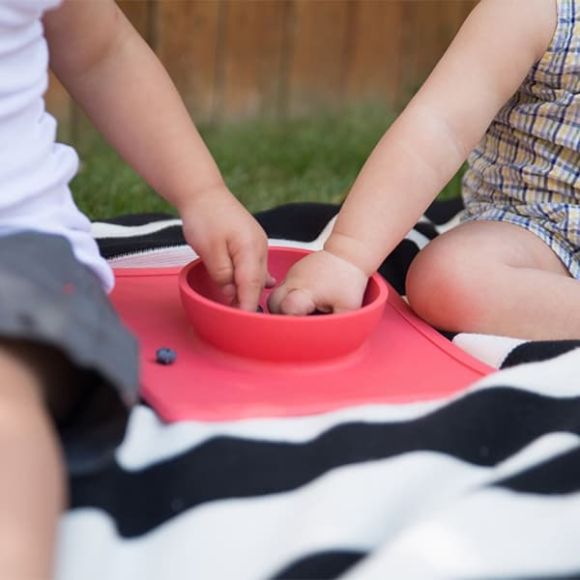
[0,232,139,475]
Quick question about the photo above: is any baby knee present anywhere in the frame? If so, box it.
[406,244,487,332]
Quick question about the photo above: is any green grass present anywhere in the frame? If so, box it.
[70,105,463,220]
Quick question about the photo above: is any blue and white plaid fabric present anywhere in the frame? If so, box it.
[462,0,580,277]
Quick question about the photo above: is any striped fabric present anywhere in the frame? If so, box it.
[462,0,580,277]
[54,201,580,580]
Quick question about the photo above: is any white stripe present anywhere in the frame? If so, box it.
[109,246,197,268]
[452,333,525,369]
[405,227,431,249]
[345,484,580,579]
[474,348,580,397]
[92,219,183,239]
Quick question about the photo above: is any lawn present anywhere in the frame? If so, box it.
[70,105,464,220]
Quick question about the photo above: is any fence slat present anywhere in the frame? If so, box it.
[400,0,476,93]
[344,0,404,106]
[219,0,288,120]
[155,0,221,123]
[287,0,350,115]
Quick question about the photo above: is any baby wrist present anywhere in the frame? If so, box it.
[323,233,376,278]
[172,180,230,214]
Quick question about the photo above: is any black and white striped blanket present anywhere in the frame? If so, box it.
[56,200,580,580]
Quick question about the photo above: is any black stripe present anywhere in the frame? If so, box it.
[424,197,464,225]
[97,225,186,259]
[270,551,365,579]
[70,389,580,537]
[378,239,420,295]
[441,329,459,340]
[413,221,439,240]
[501,341,580,369]
[254,203,339,242]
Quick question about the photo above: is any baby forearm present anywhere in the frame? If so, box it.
[325,102,467,276]
[47,4,224,210]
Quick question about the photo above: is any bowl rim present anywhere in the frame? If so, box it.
[178,247,389,321]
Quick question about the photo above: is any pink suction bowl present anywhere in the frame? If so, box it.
[178,247,389,362]
[111,247,493,422]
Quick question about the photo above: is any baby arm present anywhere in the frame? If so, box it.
[43,0,271,311]
[269,0,556,315]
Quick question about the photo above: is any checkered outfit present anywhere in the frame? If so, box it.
[461,0,580,277]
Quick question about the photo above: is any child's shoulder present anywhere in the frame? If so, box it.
[468,0,557,67]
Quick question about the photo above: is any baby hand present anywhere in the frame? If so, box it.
[179,185,274,311]
[268,250,369,316]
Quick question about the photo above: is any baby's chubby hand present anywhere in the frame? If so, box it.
[178,185,274,311]
[268,250,369,316]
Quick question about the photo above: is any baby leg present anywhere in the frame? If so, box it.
[406,220,580,339]
[0,342,78,579]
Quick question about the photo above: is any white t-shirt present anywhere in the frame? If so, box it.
[0,0,113,290]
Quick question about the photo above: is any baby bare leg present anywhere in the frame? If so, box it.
[406,220,580,339]
[0,344,67,579]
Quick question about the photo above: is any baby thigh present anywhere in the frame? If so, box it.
[405,220,574,337]
[0,342,67,579]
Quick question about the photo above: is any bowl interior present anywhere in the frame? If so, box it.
[180,247,388,361]
[185,247,382,313]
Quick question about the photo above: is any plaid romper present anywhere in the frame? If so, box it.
[461,0,580,277]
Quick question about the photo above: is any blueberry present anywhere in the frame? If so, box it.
[156,347,177,365]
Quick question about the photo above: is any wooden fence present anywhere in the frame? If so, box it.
[47,0,477,137]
